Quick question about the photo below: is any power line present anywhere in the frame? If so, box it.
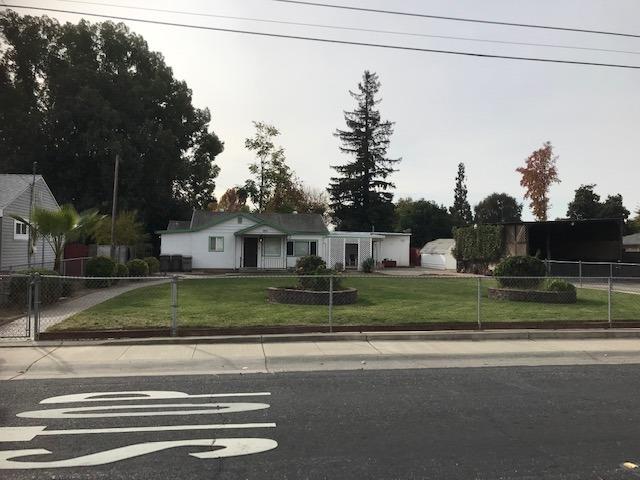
[3,4,640,69]
[51,0,640,56]
[274,0,640,39]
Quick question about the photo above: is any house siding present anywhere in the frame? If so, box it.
[1,178,58,270]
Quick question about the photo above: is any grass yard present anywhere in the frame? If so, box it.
[49,277,640,331]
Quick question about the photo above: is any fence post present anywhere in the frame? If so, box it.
[476,277,482,330]
[33,273,41,341]
[578,261,583,287]
[608,276,612,327]
[609,262,613,279]
[328,276,334,333]
[171,275,178,337]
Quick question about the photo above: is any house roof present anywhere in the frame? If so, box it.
[420,238,455,255]
[0,174,44,209]
[160,211,329,235]
[624,233,640,246]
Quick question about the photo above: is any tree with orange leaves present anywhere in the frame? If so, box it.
[516,142,560,221]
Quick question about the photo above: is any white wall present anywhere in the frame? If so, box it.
[380,235,410,267]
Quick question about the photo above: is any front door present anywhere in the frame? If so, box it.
[243,237,258,268]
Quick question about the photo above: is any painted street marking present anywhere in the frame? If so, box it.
[0,423,276,442]
[0,438,279,469]
[1,390,279,469]
[41,391,271,404]
[17,402,271,419]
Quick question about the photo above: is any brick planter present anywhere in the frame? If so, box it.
[488,287,577,304]
[267,287,358,305]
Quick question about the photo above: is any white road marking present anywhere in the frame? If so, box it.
[0,438,279,469]
[41,391,271,404]
[0,423,276,442]
[17,402,270,419]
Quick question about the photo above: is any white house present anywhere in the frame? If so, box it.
[157,211,410,271]
[420,238,457,270]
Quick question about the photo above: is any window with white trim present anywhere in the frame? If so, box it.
[14,219,28,240]
[208,236,224,252]
[287,240,317,257]
[263,237,281,257]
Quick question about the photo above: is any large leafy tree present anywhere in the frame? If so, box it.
[395,198,454,248]
[0,11,223,235]
[516,141,560,221]
[566,184,601,220]
[450,163,473,226]
[474,193,523,224]
[328,71,400,231]
[567,184,631,229]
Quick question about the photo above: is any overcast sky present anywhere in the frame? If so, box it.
[13,0,640,220]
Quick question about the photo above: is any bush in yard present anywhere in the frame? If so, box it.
[143,256,160,274]
[9,269,62,305]
[494,255,546,289]
[361,257,375,273]
[127,258,149,277]
[85,256,116,288]
[295,255,342,291]
[542,278,576,293]
[112,263,129,284]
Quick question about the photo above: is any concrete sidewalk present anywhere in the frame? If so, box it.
[3,336,640,380]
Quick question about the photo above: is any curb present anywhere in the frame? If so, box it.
[5,328,640,348]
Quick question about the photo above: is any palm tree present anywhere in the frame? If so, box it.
[13,205,103,272]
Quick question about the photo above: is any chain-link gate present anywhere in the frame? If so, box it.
[0,273,33,340]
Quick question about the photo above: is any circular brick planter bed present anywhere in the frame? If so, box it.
[488,287,577,304]
[267,287,358,305]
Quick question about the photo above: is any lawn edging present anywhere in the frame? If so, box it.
[36,320,640,341]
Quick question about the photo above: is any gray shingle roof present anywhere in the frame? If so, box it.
[164,211,328,234]
[624,233,640,246]
[0,174,44,209]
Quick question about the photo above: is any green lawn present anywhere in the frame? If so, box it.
[49,277,640,331]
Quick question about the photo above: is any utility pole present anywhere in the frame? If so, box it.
[110,154,120,261]
[27,162,37,269]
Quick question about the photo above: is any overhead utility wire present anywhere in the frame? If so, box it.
[51,0,640,56]
[3,4,640,69]
[274,0,640,39]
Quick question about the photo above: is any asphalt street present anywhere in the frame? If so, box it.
[2,365,640,479]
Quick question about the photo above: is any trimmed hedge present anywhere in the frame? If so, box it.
[295,255,342,291]
[143,257,160,274]
[453,224,504,262]
[542,278,576,293]
[494,255,546,289]
[85,256,116,288]
[127,258,149,277]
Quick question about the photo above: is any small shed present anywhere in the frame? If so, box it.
[420,238,456,270]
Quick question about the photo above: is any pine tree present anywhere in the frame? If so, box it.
[450,163,473,226]
[328,71,400,231]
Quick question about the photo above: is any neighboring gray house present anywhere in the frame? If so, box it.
[624,233,640,253]
[0,174,59,271]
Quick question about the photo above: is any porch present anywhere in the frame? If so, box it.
[237,234,288,270]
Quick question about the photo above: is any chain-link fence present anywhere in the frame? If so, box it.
[2,273,639,340]
[545,260,640,279]
[0,273,31,338]
[4,257,92,276]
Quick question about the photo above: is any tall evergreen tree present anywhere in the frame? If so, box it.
[328,71,400,231]
[450,163,473,226]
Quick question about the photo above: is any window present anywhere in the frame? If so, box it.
[208,236,224,252]
[263,237,281,257]
[237,216,243,224]
[14,220,28,240]
[287,240,318,257]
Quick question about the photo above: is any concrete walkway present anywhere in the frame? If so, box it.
[0,279,168,338]
[5,335,640,380]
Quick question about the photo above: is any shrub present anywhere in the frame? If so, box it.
[295,256,342,291]
[112,263,129,284]
[494,255,546,289]
[453,224,504,262]
[542,279,576,293]
[85,256,116,288]
[143,256,160,274]
[127,258,149,277]
[361,257,375,273]
[9,269,62,306]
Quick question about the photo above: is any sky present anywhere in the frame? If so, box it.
[7,0,640,220]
